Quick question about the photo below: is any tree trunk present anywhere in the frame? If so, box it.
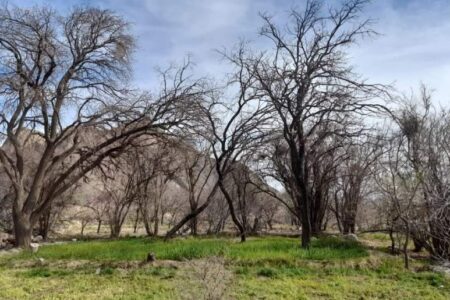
[431,236,449,260]
[81,222,86,236]
[218,181,246,242]
[251,217,259,234]
[403,222,410,269]
[143,220,153,236]
[96,220,102,234]
[165,184,218,240]
[412,237,424,252]
[267,219,273,230]
[343,219,356,234]
[38,210,51,240]
[110,221,121,238]
[240,233,246,242]
[153,216,159,236]
[133,207,140,233]
[13,211,32,248]
[190,216,198,236]
[311,220,322,236]
[301,221,311,249]
[389,227,396,254]
[298,191,312,249]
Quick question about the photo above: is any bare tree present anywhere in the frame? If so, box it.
[203,79,272,242]
[228,0,386,247]
[36,185,78,240]
[101,155,139,238]
[165,56,272,241]
[83,192,109,235]
[382,87,450,261]
[177,142,215,235]
[0,5,206,247]
[134,141,178,236]
[204,194,230,234]
[375,136,421,269]
[332,136,382,234]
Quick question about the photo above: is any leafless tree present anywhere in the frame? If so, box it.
[202,78,272,242]
[100,156,139,238]
[0,5,207,247]
[177,142,215,235]
[82,191,109,235]
[228,163,259,235]
[227,0,387,247]
[36,185,78,240]
[204,194,230,234]
[381,87,450,261]
[332,136,383,234]
[375,136,422,269]
[134,141,178,236]
[165,57,272,241]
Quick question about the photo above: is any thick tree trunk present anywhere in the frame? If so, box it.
[342,218,356,234]
[240,233,246,242]
[342,212,357,235]
[297,190,312,249]
[110,221,122,238]
[301,221,311,248]
[311,220,322,236]
[13,211,33,248]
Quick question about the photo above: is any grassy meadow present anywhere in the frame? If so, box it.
[0,235,449,299]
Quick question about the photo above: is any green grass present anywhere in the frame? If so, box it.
[1,235,449,299]
[12,236,367,263]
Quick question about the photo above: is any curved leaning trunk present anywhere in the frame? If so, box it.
[165,184,219,240]
[218,181,246,243]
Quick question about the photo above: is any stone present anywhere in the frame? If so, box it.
[147,252,156,262]
[0,232,9,242]
[38,257,45,264]
[5,244,14,250]
[343,233,359,242]
[72,238,77,242]
[30,243,39,253]
[95,268,101,275]
[432,264,450,277]
[32,235,44,242]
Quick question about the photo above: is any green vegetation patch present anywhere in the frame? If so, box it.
[1,236,449,299]
[13,236,368,264]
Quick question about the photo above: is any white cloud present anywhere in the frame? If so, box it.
[350,0,450,105]
[7,0,450,105]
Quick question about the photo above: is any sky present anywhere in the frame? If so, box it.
[9,0,450,106]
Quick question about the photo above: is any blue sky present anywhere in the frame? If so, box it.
[9,0,450,106]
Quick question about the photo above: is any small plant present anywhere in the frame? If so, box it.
[257,267,278,278]
[188,256,232,300]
